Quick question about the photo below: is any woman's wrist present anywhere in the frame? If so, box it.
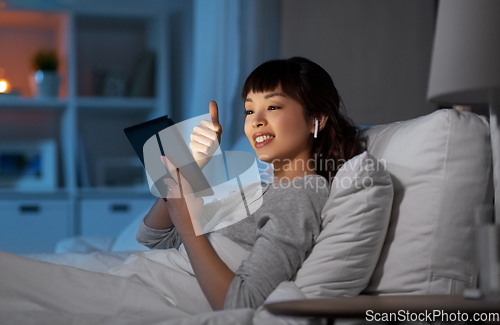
[166,196,205,236]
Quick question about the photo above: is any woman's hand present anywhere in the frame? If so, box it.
[161,155,204,236]
[189,101,222,170]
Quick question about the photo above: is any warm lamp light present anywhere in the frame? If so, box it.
[0,79,10,93]
[0,68,9,93]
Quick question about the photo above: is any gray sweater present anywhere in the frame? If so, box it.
[136,174,329,310]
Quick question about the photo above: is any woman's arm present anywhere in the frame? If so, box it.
[174,218,235,310]
[154,101,228,307]
[143,197,173,230]
[136,198,182,249]
[223,177,329,310]
[161,157,234,310]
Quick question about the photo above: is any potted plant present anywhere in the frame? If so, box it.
[31,50,60,97]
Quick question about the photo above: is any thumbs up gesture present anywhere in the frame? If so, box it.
[189,101,223,170]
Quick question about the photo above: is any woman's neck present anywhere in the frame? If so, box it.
[272,158,317,183]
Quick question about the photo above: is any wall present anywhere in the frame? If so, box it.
[280,0,437,125]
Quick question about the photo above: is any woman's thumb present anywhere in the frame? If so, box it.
[209,101,221,130]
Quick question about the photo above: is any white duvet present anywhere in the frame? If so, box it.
[0,233,310,325]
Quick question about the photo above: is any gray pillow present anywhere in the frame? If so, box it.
[363,109,492,294]
[295,151,393,297]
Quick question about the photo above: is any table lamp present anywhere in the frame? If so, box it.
[427,0,500,296]
[427,0,500,221]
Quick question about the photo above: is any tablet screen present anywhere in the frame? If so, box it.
[124,115,214,199]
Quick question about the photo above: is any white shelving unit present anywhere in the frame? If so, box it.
[0,6,170,254]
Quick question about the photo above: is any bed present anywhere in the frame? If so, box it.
[2,109,492,325]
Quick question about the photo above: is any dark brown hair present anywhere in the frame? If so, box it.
[242,57,364,181]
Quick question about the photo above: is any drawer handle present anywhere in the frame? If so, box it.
[110,204,130,212]
[19,205,40,213]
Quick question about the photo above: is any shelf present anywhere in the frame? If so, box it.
[0,11,65,29]
[78,187,154,199]
[0,96,67,111]
[0,189,69,200]
[0,5,169,250]
[76,97,156,110]
[75,15,154,98]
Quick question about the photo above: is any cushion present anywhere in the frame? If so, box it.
[362,109,493,295]
[294,151,393,298]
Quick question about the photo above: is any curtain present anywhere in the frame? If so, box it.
[187,0,280,151]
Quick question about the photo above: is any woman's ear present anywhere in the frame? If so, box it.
[311,116,329,135]
[318,116,328,132]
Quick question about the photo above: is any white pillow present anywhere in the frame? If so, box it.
[55,236,115,254]
[362,109,493,294]
[111,210,149,252]
[295,151,393,298]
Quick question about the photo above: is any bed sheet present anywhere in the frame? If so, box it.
[1,282,309,325]
[23,250,132,273]
[2,234,312,325]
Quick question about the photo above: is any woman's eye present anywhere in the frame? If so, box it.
[245,106,280,115]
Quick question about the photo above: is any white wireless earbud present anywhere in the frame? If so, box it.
[314,118,319,138]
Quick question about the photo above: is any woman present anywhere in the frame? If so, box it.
[137,57,363,310]
[0,57,362,318]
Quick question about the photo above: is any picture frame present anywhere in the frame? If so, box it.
[0,139,57,191]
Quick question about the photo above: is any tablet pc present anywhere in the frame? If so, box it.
[124,115,214,199]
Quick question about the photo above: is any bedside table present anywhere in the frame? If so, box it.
[265,295,500,323]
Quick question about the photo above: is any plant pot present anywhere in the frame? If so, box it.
[32,70,60,97]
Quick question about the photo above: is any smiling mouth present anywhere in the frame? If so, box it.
[255,135,275,148]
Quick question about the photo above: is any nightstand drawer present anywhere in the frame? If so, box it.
[0,199,69,254]
[80,198,154,237]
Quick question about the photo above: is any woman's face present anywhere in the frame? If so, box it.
[244,87,314,167]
